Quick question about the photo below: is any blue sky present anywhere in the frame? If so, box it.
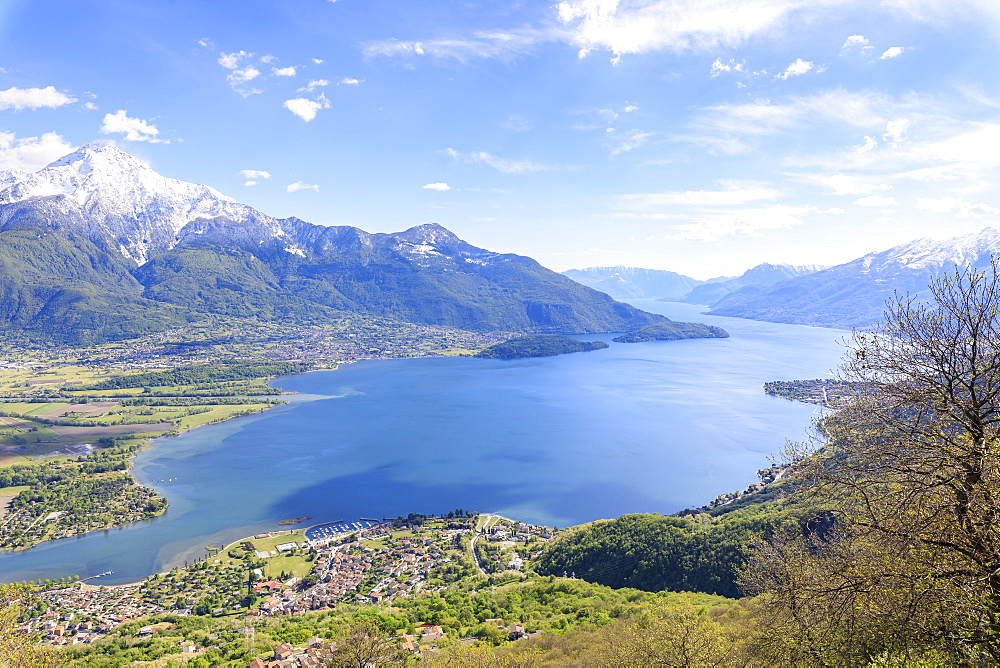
[0,0,998,279]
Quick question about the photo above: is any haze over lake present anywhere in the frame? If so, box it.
[0,301,846,585]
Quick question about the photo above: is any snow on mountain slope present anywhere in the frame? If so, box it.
[857,227,1000,272]
[0,169,26,192]
[707,227,1000,328]
[0,141,285,264]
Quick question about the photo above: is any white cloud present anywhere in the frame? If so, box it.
[624,103,638,112]
[260,54,276,64]
[854,194,896,206]
[227,66,261,95]
[218,50,252,69]
[99,110,167,143]
[841,34,869,49]
[283,95,330,122]
[880,46,905,59]
[819,173,891,195]
[217,51,263,96]
[557,0,836,62]
[710,58,745,77]
[339,78,360,86]
[423,182,451,191]
[198,38,213,48]
[287,181,319,192]
[240,169,271,186]
[883,118,910,146]
[776,58,813,80]
[312,58,324,64]
[556,1,999,62]
[0,86,76,111]
[273,66,297,77]
[83,102,98,111]
[0,131,74,171]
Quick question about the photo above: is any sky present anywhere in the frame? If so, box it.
[0,0,998,279]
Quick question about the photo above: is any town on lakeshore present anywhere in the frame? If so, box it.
[18,511,556,661]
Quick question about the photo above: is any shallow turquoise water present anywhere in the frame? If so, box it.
[0,301,846,584]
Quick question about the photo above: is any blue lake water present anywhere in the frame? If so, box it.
[0,300,847,584]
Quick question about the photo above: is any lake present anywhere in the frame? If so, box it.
[0,300,847,584]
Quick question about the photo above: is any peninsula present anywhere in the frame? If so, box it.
[474,334,609,359]
[612,321,729,343]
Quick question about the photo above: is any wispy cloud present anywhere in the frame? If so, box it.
[880,46,905,59]
[273,66,297,77]
[364,27,551,63]
[445,147,548,174]
[609,129,654,155]
[298,80,329,93]
[680,89,898,154]
[287,181,319,192]
[0,86,76,111]
[423,182,451,191]
[99,110,168,143]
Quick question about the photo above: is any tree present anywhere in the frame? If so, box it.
[0,584,63,667]
[327,618,408,667]
[744,259,1000,662]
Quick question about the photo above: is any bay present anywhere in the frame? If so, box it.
[0,300,847,584]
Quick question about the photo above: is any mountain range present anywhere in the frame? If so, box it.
[567,229,1000,331]
[561,266,703,301]
[0,143,666,345]
[563,263,822,304]
[679,263,824,305]
[707,228,1000,328]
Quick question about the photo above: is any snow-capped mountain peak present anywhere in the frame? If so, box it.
[867,227,1000,272]
[0,142,282,264]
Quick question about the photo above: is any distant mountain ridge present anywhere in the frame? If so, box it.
[681,263,824,305]
[0,143,667,344]
[708,228,1000,329]
[561,263,822,305]
[562,266,702,300]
